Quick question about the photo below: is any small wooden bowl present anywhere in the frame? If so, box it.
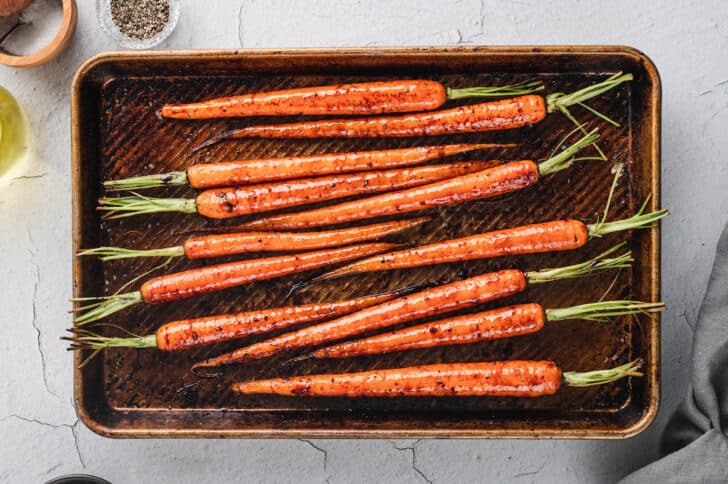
[0,0,77,68]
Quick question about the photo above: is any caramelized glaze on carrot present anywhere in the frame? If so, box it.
[316,220,589,280]
[161,80,448,119]
[312,304,545,358]
[234,160,540,230]
[186,144,505,188]
[201,95,546,142]
[156,290,407,351]
[193,161,501,219]
[193,270,527,368]
[182,219,428,259]
[140,242,398,304]
[231,361,562,398]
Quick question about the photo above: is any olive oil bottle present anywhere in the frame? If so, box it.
[0,86,29,179]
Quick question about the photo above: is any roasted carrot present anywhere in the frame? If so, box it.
[78,218,428,261]
[104,144,512,191]
[192,246,629,368]
[314,214,666,281]
[71,242,397,325]
[161,80,544,120]
[312,300,664,359]
[97,161,496,220]
[196,74,631,148]
[312,164,668,280]
[231,360,644,398]
[222,130,600,231]
[66,287,417,356]
[199,95,546,146]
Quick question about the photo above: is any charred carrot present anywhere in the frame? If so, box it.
[192,246,628,368]
[223,130,600,231]
[231,360,644,398]
[196,74,631,148]
[161,80,544,120]
[66,287,417,357]
[103,144,512,191]
[78,218,428,261]
[312,300,664,359]
[199,95,546,146]
[97,162,495,220]
[312,164,667,280]
[314,212,666,281]
[71,242,397,325]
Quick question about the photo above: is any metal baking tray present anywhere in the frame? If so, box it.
[71,46,660,438]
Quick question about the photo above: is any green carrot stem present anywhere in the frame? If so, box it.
[537,128,600,176]
[561,108,607,160]
[97,193,196,219]
[78,245,185,261]
[546,72,633,115]
[576,101,620,127]
[598,162,624,227]
[66,326,156,368]
[588,208,669,238]
[525,242,631,284]
[563,359,644,387]
[546,72,633,160]
[584,162,667,237]
[446,80,544,100]
[545,300,664,323]
[103,171,188,191]
[70,291,143,326]
[65,332,157,350]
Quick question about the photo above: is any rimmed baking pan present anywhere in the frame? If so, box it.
[71,46,660,438]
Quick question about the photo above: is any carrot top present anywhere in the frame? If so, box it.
[97,192,196,219]
[524,242,631,284]
[587,163,668,238]
[563,359,644,387]
[447,80,544,100]
[546,301,664,322]
[546,72,633,159]
[537,128,601,176]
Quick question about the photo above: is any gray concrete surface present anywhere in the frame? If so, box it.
[1,1,726,482]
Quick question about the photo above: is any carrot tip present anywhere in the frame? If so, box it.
[286,279,313,297]
[307,268,346,284]
[190,362,224,378]
[475,143,518,149]
[192,130,238,152]
[281,353,313,367]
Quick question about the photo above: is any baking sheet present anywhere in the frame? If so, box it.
[71,47,660,438]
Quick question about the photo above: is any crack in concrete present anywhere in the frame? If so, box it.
[28,230,59,399]
[514,462,545,478]
[707,95,728,120]
[298,439,329,483]
[44,463,62,475]
[12,172,47,182]
[237,2,245,47]
[71,421,86,468]
[0,415,84,468]
[455,29,472,45]
[478,0,486,35]
[392,440,432,484]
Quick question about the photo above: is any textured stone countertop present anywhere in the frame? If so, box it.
[1,1,727,482]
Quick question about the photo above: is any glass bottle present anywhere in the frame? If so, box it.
[0,85,29,180]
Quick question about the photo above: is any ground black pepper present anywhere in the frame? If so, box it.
[110,0,169,40]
